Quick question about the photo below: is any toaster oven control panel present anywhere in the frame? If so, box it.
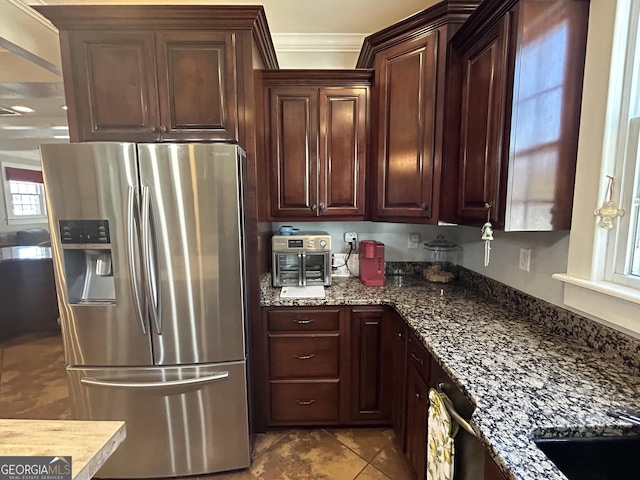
[272,233,331,252]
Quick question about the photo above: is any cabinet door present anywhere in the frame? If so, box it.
[390,312,408,449]
[456,15,510,224]
[269,87,320,218]
[349,308,391,422]
[405,363,429,480]
[318,87,367,217]
[375,30,439,220]
[66,30,160,142]
[484,450,508,480]
[155,31,238,142]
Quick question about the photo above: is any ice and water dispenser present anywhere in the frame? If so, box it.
[59,220,116,304]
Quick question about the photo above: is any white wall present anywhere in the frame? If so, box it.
[271,221,570,307]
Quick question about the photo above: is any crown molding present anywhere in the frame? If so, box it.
[272,33,366,53]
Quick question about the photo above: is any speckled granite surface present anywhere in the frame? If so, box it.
[260,272,640,480]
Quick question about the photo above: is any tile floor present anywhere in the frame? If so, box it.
[0,332,413,479]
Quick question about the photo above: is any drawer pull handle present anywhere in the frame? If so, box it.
[294,354,316,360]
[295,399,316,406]
[294,319,314,324]
[410,352,424,365]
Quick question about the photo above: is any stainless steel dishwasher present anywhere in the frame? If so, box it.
[430,360,486,480]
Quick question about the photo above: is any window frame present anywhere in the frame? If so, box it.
[1,161,48,225]
[553,0,640,338]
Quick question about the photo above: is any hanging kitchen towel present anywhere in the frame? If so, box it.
[426,388,459,480]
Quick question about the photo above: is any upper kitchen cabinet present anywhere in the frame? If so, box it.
[357,0,481,223]
[441,0,590,231]
[260,71,372,220]
[35,5,279,144]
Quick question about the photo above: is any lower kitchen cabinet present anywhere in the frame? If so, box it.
[349,307,392,423]
[263,307,347,426]
[262,305,396,426]
[405,331,432,480]
[389,309,408,448]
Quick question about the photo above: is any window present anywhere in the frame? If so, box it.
[552,0,640,337]
[606,0,640,290]
[2,162,47,224]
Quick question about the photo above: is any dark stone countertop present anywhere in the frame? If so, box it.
[260,274,640,480]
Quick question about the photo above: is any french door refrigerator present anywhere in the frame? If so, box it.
[39,142,250,478]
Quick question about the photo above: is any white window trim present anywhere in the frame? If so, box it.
[1,161,48,225]
[553,0,640,339]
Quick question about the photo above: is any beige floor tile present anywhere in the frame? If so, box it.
[251,428,293,460]
[243,429,368,479]
[355,464,392,480]
[370,441,414,480]
[326,427,396,462]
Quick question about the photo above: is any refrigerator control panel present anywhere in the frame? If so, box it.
[59,219,110,244]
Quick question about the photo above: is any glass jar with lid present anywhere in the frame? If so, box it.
[423,235,459,283]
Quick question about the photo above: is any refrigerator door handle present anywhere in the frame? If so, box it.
[127,186,147,334]
[141,185,162,335]
[80,371,229,390]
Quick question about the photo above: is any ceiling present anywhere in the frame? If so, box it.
[0,0,437,163]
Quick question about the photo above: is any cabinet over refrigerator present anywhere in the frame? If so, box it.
[40,142,250,478]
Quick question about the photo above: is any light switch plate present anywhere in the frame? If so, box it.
[519,248,531,272]
[408,232,420,249]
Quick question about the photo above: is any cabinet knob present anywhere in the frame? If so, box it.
[319,203,326,211]
[159,125,167,133]
[420,203,428,210]
[149,126,156,133]
[311,204,317,211]
[397,332,404,338]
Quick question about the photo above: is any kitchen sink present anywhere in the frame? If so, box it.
[534,435,640,480]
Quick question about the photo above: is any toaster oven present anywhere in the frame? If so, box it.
[271,232,331,287]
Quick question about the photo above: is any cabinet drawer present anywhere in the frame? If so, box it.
[407,332,430,379]
[269,334,339,378]
[267,309,340,331]
[271,381,339,422]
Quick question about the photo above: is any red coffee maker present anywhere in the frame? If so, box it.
[359,240,386,286]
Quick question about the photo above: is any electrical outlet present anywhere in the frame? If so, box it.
[519,248,531,272]
[344,232,357,243]
[408,232,420,249]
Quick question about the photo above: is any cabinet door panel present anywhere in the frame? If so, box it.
[319,88,367,216]
[269,88,319,217]
[350,309,390,421]
[376,31,438,219]
[457,16,510,223]
[156,31,238,141]
[406,364,429,480]
[67,31,159,142]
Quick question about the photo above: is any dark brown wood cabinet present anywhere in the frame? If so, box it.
[389,309,408,449]
[373,31,439,221]
[349,307,392,423]
[260,71,371,220]
[263,307,347,425]
[442,0,590,230]
[36,5,278,145]
[357,1,480,223]
[484,451,509,480]
[405,331,431,480]
[262,305,397,426]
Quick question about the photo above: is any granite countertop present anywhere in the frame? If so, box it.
[260,274,640,480]
[0,419,125,480]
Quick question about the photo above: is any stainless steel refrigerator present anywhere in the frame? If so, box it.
[39,142,250,478]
